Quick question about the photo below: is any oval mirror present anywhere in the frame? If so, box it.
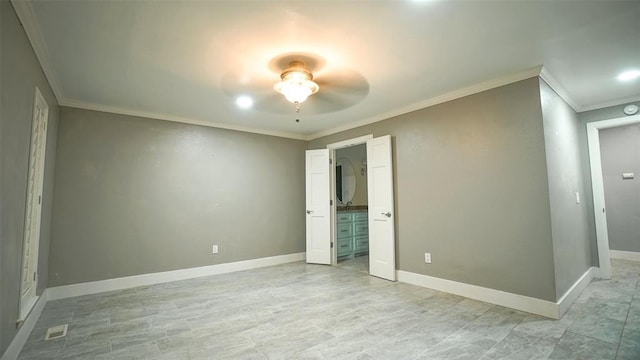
[336,158,356,204]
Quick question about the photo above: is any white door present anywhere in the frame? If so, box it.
[367,135,396,281]
[20,87,49,319]
[305,149,331,264]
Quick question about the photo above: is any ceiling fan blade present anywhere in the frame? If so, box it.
[298,69,369,114]
[253,94,301,114]
[221,71,273,97]
[268,52,327,73]
[221,71,294,113]
[309,92,353,109]
[315,69,369,93]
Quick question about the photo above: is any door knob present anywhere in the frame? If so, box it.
[306,210,313,214]
[381,212,392,218]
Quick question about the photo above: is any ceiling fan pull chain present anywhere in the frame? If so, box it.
[295,101,300,113]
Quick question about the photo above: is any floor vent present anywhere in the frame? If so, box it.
[44,324,68,341]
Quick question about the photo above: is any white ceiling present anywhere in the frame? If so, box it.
[14,0,640,140]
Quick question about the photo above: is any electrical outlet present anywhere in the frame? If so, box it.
[212,245,219,254]
[424,252,432,264]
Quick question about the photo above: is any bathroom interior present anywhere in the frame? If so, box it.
[335,144,369,264]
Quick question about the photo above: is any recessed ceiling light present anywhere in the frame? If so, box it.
[617,70,640,82]
[235,95,253,109]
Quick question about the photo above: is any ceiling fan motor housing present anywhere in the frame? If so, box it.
[280,61,314,81]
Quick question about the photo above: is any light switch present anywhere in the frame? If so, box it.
[575,192,580,204]
[622,173,634,179]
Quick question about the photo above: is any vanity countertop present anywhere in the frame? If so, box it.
[336,205,368,212]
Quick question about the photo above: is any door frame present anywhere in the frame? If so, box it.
[587,113,640,279]
[326,135,374,265]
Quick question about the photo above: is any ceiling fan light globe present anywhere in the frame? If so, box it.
[274,78,319,104]
[285,89,311,103]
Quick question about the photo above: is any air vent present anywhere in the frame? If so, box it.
[44,324,68,341]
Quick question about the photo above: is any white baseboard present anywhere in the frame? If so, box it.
[47,252,305,300]
[556,267,596,318]
[0,290,48,360]
[397,267,596,319]
[609,250,640,262]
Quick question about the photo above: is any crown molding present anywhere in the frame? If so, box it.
[578,95,640,113]
[59,99,308,141]
[59,66,549,142]
[539,67,580,112]
[53,69,640,140]
[307,66,544,140]
[11,0,64,103]
[539,67,640,114]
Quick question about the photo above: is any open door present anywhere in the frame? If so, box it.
[20,87,49,320]
[367,135,396,280]
[305,149,331,264]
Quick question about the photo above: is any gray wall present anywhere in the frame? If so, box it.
[310,77,558,301]
[577,103,640,264]
[599,124,640,252]
[49,107,306,286]
[539,80,592,299]
[1,0,59,355]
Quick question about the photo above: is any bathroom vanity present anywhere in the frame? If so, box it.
[336,208,368,259]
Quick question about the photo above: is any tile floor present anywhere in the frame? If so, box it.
[18,257,640,360]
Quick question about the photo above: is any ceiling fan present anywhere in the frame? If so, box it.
[221,52,369,117]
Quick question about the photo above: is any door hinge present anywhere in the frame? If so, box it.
[33,272,37,281]
[329,158,332,164]
[38,195,41,205]
[331,242,334,248]
[330,200,333,206]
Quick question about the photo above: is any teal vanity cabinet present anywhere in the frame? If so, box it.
[336,210,368,259]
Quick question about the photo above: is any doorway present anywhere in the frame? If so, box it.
[587,113,640,279]
[326,135,372,267]
[305,134,396,280]
[334,143,369,268]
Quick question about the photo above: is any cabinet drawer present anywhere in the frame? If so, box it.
[337,223,353,238]
[337,213,353,223]
[337,238,353,256]
[355,236,369,252]
[353,221,369,236]
[353,211,368,222]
